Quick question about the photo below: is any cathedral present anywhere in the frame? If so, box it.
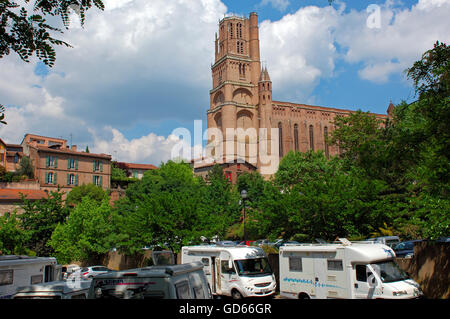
[197,12,391,181]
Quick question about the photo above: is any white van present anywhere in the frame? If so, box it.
[0,255,62,299]
[12,280,91,299]
[279,238,423,299]
[181,245,276,299]
[87,262,212,299]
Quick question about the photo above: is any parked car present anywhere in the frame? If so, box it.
[69,266,113,280]
[238,240,256,246]
[367,236,400,248]
[436,237,450,243]
[274,240,300,248]
[393,240,423,258]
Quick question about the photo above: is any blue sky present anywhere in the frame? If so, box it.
[1,0,449,165]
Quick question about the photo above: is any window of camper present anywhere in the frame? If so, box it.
[289,257,303,272]
[0,270,13,286]
[31,274,43,284]
[175,281,191,299]
[201,258,209,267]
[327,259,343,271]
[221,260,236,274]
[356,265,367,282]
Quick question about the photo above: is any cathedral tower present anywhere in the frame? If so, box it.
[207,12,261,165]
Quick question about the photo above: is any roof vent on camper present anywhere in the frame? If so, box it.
[338,238,352,246]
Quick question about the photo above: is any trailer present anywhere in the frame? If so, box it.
[279,239,423,299]
[0,255,62,299]
[181,245,276,299]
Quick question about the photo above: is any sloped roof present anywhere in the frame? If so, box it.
[31,145,111,160]
[0,189,48,201]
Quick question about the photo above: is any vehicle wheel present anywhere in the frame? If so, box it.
[232,290,243,299]
[298,293,310,299]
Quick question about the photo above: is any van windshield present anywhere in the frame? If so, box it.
[234,258,272,277]
[370,261,409,283]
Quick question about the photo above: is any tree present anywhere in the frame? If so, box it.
[113,161,240,254]
[0,211,31,255]
[19,189,69,256]
[250,151,389,241]
[16,155,34,178]
[65,183,108,206]
[0,104,6,124]
[204,164,241,238]
[49,197,116,264]
[1,0,105,67]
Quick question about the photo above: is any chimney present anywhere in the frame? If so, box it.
[71,145,77,152]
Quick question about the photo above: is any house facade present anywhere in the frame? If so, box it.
[21,134,111,193]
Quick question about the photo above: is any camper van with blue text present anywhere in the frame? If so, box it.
[279,239,422,299]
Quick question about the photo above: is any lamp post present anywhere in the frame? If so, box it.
[240,189,248,242]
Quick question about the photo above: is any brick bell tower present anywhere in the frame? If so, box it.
[207,12,263,166]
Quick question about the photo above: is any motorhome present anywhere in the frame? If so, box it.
[87,262,212,299]
[0,255,62,299]
[12,280,90,299]
[279,239,423,299]
[181,245,276,299]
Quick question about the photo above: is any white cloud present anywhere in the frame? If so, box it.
[90,126,204,165]
[335,0,450,83]
[259,5,339,101]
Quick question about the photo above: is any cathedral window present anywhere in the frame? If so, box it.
[230,23,233,38]
[294,124,299,152]
[309,125,314,151]
[278,122,283,157]
[324,126,329,158]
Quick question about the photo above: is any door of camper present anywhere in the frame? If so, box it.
[354,264,376,298]
[209,256,222,295]
[313,254,327,299]
[218,251,234,294]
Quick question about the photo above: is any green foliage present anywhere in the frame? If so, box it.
[66,183,108,206]
[111,162,128,181]
[0,104,6,124]
[0,0,104,67]
[49,197,116,264]
[16,156,34,179]
[19,189,69,256]
[250,151,389,241]
[0,211,32,255]
[114,161,237,254]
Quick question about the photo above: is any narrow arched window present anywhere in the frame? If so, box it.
[294,124,299,152]
[309,125,314,151]
[324,126,329,158]
[230,23,233,38]
[278,122,283,157]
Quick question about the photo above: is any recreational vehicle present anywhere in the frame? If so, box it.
[12,280,90,299]
[279,239,423,299]
[181,245,276,299]
[0,255,62,299]
[87,261,212,299]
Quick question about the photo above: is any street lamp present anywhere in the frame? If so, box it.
[240,189,248,242]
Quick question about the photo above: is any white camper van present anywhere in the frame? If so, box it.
[181,245,276,299]
[0,255,62,299]
[12,280,91,299]
[279,239,423,299]
[87,262,212,299]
